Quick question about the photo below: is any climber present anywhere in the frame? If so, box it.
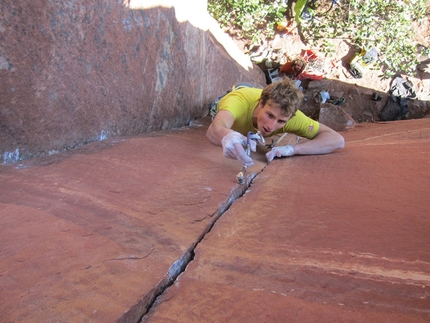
[206,78,345,166]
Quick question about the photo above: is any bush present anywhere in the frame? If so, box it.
[208,0,430,78]
[207,0,287,44]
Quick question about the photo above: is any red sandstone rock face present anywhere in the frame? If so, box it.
[0,118,429,322]
[143,119,430,323]
[0,0,265,163]
[0,119,265,322]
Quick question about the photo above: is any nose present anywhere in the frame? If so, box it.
[266,119,277,132]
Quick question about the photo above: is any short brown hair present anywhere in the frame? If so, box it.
[259,78,303,117]
[292,56,307,68]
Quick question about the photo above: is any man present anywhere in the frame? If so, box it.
[206,78,345,166]
[279,56,307,80]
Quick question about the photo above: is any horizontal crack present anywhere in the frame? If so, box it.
[106,247,154,262]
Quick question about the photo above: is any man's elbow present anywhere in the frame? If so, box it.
[206,127,219,146]
[335,133,345,150]
[206,129,213,144]
[324,132,345,153]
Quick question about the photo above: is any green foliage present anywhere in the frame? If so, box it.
[303,0,429,78]
[207,0,286,43]
[208,0,430,78]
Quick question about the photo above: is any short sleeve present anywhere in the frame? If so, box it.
[281,110,320,139]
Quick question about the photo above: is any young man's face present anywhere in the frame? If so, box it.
[256,101,290,136]
[293,62,303,73]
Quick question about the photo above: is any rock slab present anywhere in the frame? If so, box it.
[0,0,265,162]
[143,119,430,323]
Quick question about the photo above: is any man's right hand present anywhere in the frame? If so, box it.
[221,131,256,166]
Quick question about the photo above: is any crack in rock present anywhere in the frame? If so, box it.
[116,170,264,323]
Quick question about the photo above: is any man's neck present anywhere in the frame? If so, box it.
[252,102,260,128]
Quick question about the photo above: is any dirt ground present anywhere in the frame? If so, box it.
[228,11,430,123]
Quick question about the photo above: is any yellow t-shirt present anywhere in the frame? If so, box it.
[218,87,319,139]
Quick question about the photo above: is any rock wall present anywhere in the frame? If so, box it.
[0,0,265,163]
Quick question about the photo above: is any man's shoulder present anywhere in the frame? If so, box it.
[285,110,320,139]
[218,87,260,121]
[231,87,262,97]
[220,87,261,107]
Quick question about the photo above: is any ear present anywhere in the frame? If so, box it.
[257,100,263,109]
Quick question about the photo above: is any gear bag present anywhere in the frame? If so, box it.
[379,76,416,121]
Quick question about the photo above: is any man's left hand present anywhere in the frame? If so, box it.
[266,145,294,162]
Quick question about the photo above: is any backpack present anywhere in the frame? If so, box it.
[379,76,416,121]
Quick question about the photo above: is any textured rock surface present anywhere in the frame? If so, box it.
[319,103,356,132]
[1,2,430,322]
[1,118,429,322]
[143,119,430,323]
[0,118,267,322]
[0,0,265,163]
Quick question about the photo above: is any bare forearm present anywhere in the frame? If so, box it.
[206,120,233,146]
[292,131,345,155]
